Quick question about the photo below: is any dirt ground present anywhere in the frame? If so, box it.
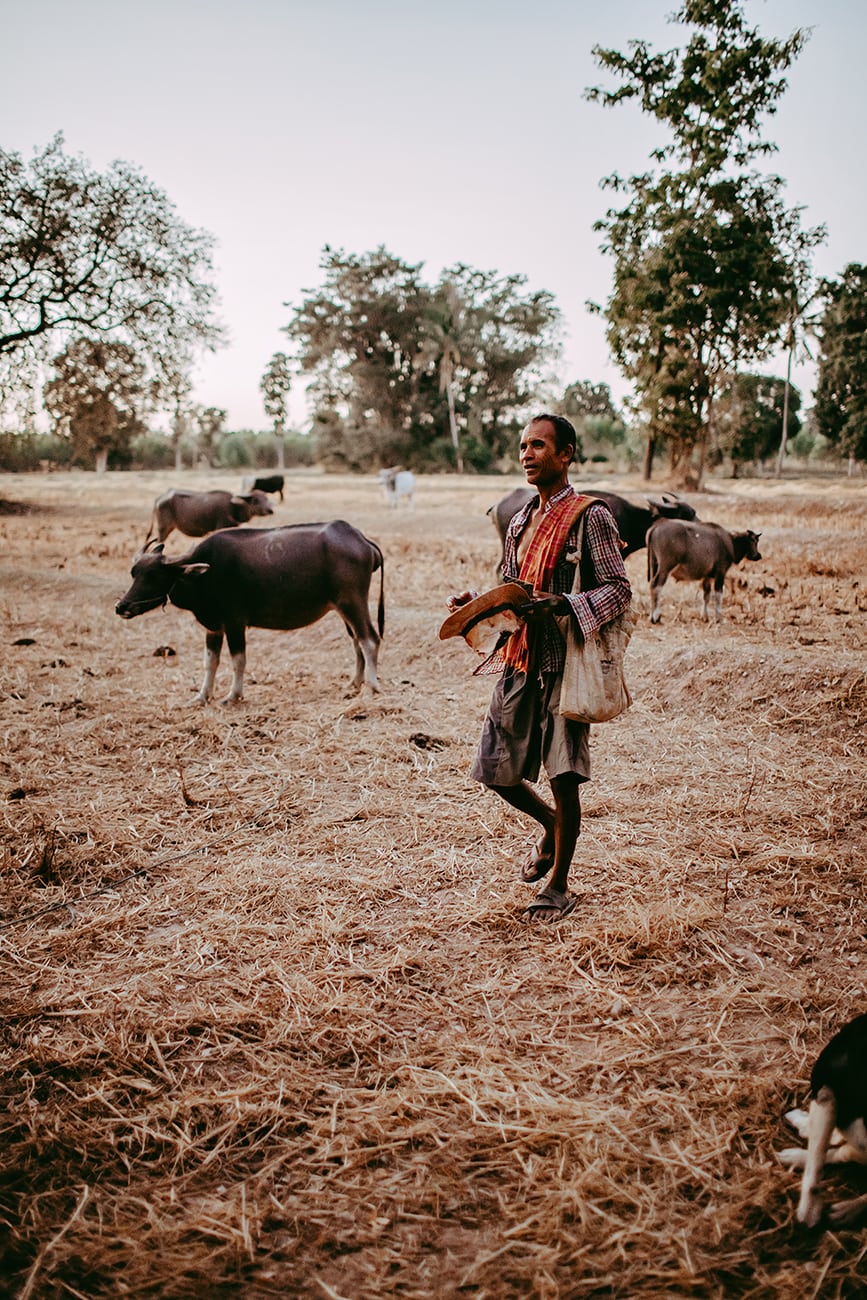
[1,467,866,1299]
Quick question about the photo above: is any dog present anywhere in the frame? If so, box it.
[777,1012,867,1227]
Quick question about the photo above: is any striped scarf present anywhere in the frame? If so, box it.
[500,493,592,673]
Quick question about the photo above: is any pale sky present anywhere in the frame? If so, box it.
[2,0,864,431]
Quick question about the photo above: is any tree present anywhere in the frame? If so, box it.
[773,214,826,476]
[285,247,560,471]
[43,338,148,472]
[587,0,819,486]
[0,135,224,392]
[260,351,292,470]
[813,263,867,471]
[714,371,801,474]
[195,406,226,468]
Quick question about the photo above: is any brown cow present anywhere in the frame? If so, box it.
[145,488,273,546]
[646,519,762,623]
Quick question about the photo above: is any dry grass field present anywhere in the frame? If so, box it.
[1,466,866,1299]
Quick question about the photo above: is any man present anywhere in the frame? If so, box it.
[448,414,631,923]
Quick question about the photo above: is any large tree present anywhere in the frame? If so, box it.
[43,338,149,472]
[259,351,292,469]
[1,135,224,398]
[285,246,560,471]
[587,0,820,485]
[714,371,801,474]
[813,263,867,470]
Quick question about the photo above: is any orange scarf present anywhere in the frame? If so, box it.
[500,493,592,673]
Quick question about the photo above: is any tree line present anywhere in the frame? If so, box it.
[1,2,865,479]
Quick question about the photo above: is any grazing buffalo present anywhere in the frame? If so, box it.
[145,488,273,546]
[488,487,697,575]
[646,519,762,623]
[242,473,285,501]
[778,1012,867,1227]
[116,521,385,703]
[379,468,415,509]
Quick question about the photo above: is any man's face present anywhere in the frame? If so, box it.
[519,419,573,489]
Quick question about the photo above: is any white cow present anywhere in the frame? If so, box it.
[379,468,415,509]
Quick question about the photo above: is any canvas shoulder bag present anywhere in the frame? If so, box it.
[558,514,635,723]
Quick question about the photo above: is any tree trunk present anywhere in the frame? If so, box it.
[174,440,183,472]
[276,423,286,471]
[775,338,795,478]
[642,434,656,481]
[447,383,463,474]
[95,448,108,474]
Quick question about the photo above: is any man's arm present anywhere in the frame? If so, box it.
[563,503,631,638]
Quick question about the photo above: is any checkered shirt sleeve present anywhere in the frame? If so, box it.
[504,497,631,673]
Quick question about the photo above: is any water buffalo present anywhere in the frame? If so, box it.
[242,474,285,501]
[488,487,696,574]
[379,468,415,509]
[646,519,762,623]
[116,521,385,703]
[145,488,274,546]
[778,1012,867,1227]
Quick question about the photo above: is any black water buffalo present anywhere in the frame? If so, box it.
[488,487,697,574]
[116,521,384,703]
[646,519,762,623]
[243,474,285,501]
[145,488,274,546]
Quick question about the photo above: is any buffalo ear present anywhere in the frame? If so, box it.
[180,563,210,578]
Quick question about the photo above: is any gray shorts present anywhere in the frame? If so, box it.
[470,669,591,787]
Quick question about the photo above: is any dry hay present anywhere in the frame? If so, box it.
[1,468,866,1299]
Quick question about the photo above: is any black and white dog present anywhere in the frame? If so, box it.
[778,1012,867,1227]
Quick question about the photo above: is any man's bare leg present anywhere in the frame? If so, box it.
[489,774,582,922]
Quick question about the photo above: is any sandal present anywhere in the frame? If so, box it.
[523,887,577,922]
[520,841,554,883]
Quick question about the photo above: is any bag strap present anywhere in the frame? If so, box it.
[570,513,589,595]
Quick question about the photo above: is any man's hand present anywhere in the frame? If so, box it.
[515,594,569,621]
[446,589,480,612]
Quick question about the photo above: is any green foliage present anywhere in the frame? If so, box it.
[714,371,801,470]
[0,431,73,471]
[43,339,149,468]
[0,135,224,401]
[128,432,176,471]
[813,264,867,464]
[260,352,292,431]
[194,406,227,467]
[587,1,819,484]
[285,246,561,471]
[556,380,631,461]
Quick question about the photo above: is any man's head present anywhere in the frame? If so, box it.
[528,413,577,462]
[519,414,576,493]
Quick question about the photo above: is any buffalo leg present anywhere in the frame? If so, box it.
[199,632,223,703]
[713,577,725,622]
[222,626,247,704]
[340,603,381,693]
[701,578,713,622]
[649,578,666,624]
[797,1087,837,1226]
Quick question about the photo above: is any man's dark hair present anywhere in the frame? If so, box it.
[530,413,577,460]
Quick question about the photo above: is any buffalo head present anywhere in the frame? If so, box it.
[115,544,209,619]
[646,492,697,523]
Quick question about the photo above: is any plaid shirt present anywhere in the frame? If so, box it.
[503,485,632,673]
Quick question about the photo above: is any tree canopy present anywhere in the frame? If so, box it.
[813,263,867,466]
[713,371,801,473]
[1,135,224,398]
[284,246,560,471]
[43,338,149,471]
[587,0,821,485]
